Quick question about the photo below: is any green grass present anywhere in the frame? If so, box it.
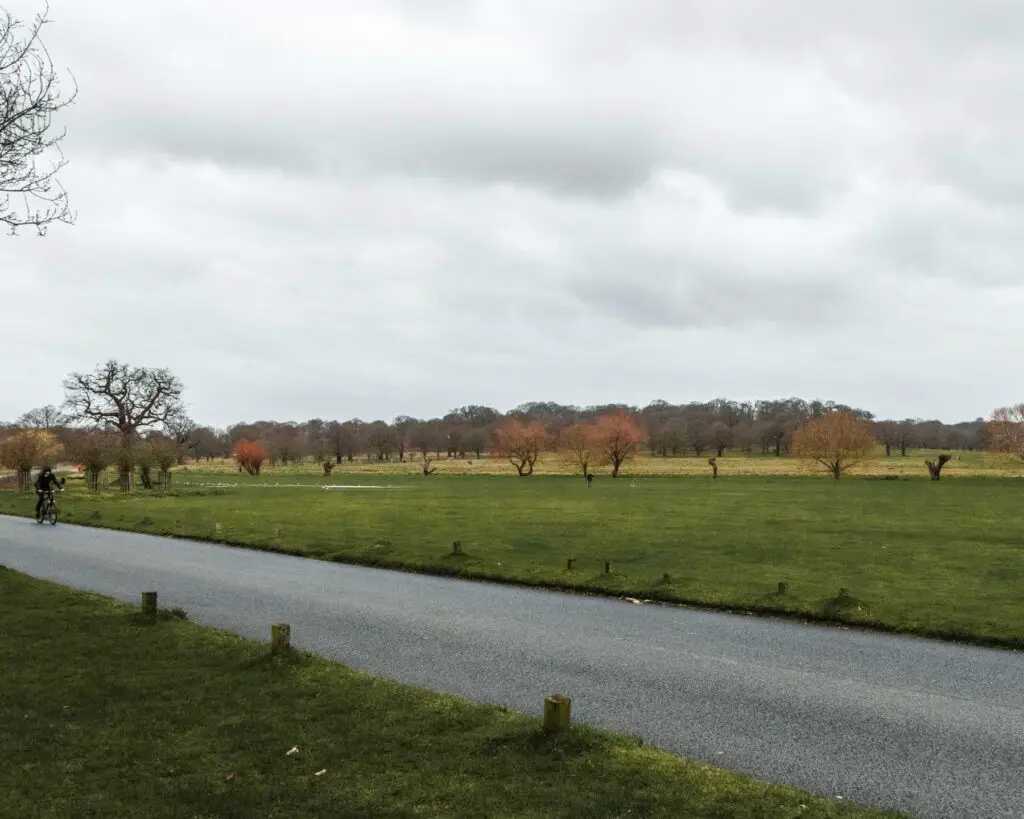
[0,567,904,818]
[2,470,1023,647]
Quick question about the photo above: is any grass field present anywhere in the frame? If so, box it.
[0,568,902,818]
[169,449,1022,478]
[2,460,1022,648]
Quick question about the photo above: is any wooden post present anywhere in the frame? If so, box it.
[566,558,575,570]
[271,623,291,654]
[778,582,788,595]
[141,591,158,617]
[662,572,672,584]
[543,694,572,733]
[604,561,613,574]
[452,540,462,555]
[839,587,849,598]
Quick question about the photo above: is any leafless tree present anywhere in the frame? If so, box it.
[62,360,184,491]
[63,360,184,438]
[17,403,65,429]
[1,2,77,235]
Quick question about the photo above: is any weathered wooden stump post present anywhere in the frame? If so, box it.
[839,587,849,598]
[543,694,572,733]
[452,540,463,555]
[662,572,672,584]
[566,558,575,570]
[141,591,158,617]
[271,623,291,654]
[604,561,613,574]
[778,582,788,595]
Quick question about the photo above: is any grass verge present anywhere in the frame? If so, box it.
[0,566,903,818]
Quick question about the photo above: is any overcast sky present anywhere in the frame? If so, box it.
[2,0,1021,427]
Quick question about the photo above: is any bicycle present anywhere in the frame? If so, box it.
[36,487,62,526]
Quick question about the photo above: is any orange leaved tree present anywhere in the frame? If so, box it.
[791,411,874,479]
[986,405,1024,462]
[559,421,599,476]
[593,411,646,478]
[234,439,268,476]
[491,418,546,476]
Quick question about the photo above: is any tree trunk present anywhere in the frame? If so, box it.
[708,457,718,478]
[118,465,133,493]
[831,462,842,479]
[17,469,31,493]
[139,467,153,490]
[926,454,951,481]
[86,469,100,492]
[885,442,891,456]
[611,458,622,478]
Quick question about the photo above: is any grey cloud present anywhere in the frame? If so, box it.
[5,0,1024,427]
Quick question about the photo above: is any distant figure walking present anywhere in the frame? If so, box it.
[585,473,594,487]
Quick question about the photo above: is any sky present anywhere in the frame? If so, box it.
[2,0,1022,427]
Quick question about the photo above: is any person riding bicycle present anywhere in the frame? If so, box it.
[34,467,62,518]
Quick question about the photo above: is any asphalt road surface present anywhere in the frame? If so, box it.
[1,515,1021,819]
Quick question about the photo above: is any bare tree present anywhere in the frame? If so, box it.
[17,403,65,429]
[1,2,76,235]
[63,361,184,437]
[62,360,184,492]
[986,404,1024,462]
[559,421,597,476]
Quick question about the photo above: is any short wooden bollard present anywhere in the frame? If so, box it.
[452,540,462,555]
[604,561,613,574]
[543,694,572,733]
[141,591,158,617]
[566,558,575,570]
[271,623,291,654]
[778,582,788,595]
[839,587,849,598]
[662,572,672,584]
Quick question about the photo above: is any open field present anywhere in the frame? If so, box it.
[2,465,1022,648]
[0,568,901,819]
[166,449,1022,478]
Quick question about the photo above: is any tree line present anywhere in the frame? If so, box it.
[0,360,1018,491]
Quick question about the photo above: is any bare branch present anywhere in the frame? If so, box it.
[0,1,77,235]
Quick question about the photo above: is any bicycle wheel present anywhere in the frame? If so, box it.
[47,505,58,525]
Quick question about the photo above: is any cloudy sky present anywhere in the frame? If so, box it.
[2,0,1022,427]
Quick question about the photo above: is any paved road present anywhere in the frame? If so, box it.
[1,515,1021,819]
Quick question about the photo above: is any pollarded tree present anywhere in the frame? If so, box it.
[593,411,646,478]
[791,411,875,479]
[0,427,61,491]
[65,430,116,491]
[1,3,77,234]
[491,418,546,476]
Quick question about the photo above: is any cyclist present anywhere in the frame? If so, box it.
[34,467,62,519]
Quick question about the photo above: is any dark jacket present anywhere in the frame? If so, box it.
[34,471,60,492]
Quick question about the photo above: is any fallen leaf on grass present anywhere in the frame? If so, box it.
[315,769,327,777]
[224,774,235,782]
[286,746,299,756]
